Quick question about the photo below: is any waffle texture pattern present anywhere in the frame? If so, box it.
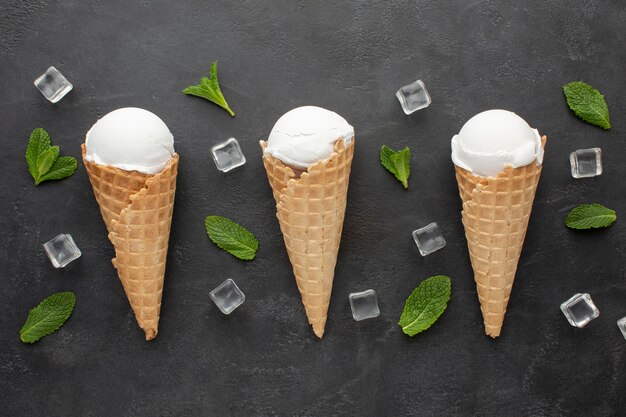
[82,144,179,340]
[455,136,546,338]
[261,139,354,338]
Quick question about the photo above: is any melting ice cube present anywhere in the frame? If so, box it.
[34,66,73,103]
[560,293,599,328]
[43,234,81,268]
[396,80,431,114]
[570,148,602,178]
[211,138,246,172]
[617,316,626,341]
[349,289,380,321]
[412,222,446,256]
[210,279,245,314]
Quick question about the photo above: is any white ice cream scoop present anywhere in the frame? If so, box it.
[451,109,543,177]
[85,107,175,174]
[264,106,354,170]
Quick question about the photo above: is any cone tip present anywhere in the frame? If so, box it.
[312,324,325,339]
[144,327,158,341]
[485,327,501,338]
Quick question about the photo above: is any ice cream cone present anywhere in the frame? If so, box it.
[260,139,354,338]
[82,144,179,340]
[455,136,546,338]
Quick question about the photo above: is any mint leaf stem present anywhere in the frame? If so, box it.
[183,62,235,117]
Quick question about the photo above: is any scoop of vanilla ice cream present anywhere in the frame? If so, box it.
[264,106,354,170]
[85,107,175,174]
[451,109,543,177]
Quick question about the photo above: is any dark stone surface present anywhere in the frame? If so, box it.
[1,1,625,416]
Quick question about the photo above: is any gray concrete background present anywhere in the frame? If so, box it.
[1,1,625,416]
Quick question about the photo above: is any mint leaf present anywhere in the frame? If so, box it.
[565,203,616,230]
[40,156,78,182]
[204,215,258,260]
[183,61,235,117]
[398,275,451,336]
[20,292,76,343]
[563,81,611,129]
[380,145,410,189]
[25,128,77,186]
[35,148,59,184]
[26,128,52,183]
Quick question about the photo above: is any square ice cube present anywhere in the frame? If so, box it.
[560,293,599,327]
[412,222,446,256]
[396,80,431,114]
[618,316,626,340]
[570,148,602,178]
[211,138,246,172]
[349,289,380,321]
[34,66,73,103]
[210,279,245,314]
[42,234,81,268]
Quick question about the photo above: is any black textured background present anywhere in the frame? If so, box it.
[1,1,625,416]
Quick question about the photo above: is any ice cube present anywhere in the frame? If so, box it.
[396,80,431,114]
[210,279,245,314]
[560,293,599,327]
[211,138,246,172]
[617,316,626,340]
[570,148,602,178]
[34,66,73,103]
[349,289,380,321]
[42,234,81,268]
[412,222,446,256]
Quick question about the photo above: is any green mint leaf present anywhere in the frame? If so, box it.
[380,145,410,189]
[25,128,77,186]
[398,275,451,336]
[36,146,60,183]
[204,215,258,260]
[20,292,76,343]
[565,203,616,230]
[26,128,53,184]
[183,61,235,117]
[563,81,611,129]
[379,145,395,172]
[40,156,78,182]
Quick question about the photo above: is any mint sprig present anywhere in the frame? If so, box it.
[398,275,451,336]
[20,292,76,343]
[26,128,78,186]
[563,81,611,129]
[565,203,616,230]
[204,215,258,260]
[380,145,410,189]
[183,61,235,117]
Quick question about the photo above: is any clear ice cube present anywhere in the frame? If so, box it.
[42,234,81,268]
[211,138,246,172]
[570,148,602,178]
[34,66,73,103]
[396,80,431,114]
[617,316,626,340]
[412,222,446,256]
[560,293,599,328]
[210,279,245,314]
[349,289,380,321]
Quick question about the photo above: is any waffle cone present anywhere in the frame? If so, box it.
[455,136,546,338]
[260,139,355,338]
[81,145,179,340]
